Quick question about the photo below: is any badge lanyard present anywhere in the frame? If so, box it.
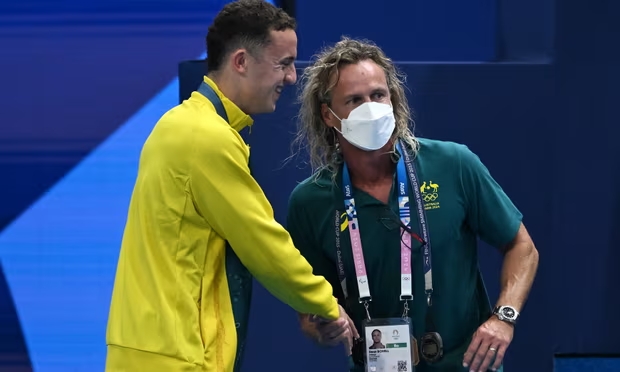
[335,139,434,319]
[197,81,251,372]
[198,81,228,122]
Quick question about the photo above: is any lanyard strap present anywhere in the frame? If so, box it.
[197,81,249,372]
[336,139,434,310]
[334,209,350,299]
[400,141,434,304]
[198,81,229,122]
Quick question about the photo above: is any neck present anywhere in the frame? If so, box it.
[207,71,247,113]
[342,144,395,187]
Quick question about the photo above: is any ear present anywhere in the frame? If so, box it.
[231,49,249,74]
[321,103,338,128]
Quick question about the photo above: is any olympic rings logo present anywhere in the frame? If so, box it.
[423,193,438,202]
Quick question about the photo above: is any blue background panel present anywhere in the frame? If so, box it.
[0,76,193,371]
[295,0,497,62]
[0,1,214,233]
[555,356,620,372]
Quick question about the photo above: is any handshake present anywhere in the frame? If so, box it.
[300,305,360,356]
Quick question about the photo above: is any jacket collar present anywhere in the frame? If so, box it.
[201,76,254,132]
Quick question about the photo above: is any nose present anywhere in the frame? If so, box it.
[284,64,297,85]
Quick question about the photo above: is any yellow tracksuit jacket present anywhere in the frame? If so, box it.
[105,76,339,371]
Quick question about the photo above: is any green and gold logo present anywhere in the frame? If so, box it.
[419,181,440,210]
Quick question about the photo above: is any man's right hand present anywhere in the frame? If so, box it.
[303,305,359,354]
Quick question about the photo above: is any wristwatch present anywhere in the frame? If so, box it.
[493,305,520,325]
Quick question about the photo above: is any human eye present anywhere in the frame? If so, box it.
[372,91,386,100]
[347,96,363,105]
[279,57,295,69]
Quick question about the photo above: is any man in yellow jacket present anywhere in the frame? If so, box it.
[105,1,352,371]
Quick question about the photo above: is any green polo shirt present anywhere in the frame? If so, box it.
[286,138,522,372]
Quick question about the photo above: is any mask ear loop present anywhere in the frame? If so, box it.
[327,107,345,136]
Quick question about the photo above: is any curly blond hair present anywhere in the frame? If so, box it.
[290,37,419,180]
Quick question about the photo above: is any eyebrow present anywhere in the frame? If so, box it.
[343,87,388,101]
[279,56,296,64]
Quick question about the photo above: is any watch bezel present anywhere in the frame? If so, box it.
[493,305,519,324]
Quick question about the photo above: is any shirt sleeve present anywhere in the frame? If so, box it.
[188,127,339,321]
[459,144,523,249]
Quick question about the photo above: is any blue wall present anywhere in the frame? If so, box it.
[295,0,498,62]
[1,0,620,371]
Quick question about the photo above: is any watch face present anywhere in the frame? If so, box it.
[501,307,516,318]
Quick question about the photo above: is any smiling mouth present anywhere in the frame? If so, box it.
[275,86,283,94]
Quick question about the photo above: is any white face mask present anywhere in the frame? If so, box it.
[329,102,396,151]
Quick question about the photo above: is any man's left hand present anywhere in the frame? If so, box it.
[462,317,514,372]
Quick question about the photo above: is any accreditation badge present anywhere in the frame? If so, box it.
[363,318,415,372]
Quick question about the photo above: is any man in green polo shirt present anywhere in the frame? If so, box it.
[286,37,539,372]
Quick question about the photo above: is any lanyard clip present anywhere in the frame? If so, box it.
[363,300,372,321]
[402,301,410,319]
[359,297,372,320]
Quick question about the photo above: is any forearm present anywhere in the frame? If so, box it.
[496,233,539,312]
[235,222,340,320]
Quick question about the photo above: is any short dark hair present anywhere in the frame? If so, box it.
[206,0,296,72]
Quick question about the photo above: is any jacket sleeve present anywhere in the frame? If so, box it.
[188,128,339,321]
